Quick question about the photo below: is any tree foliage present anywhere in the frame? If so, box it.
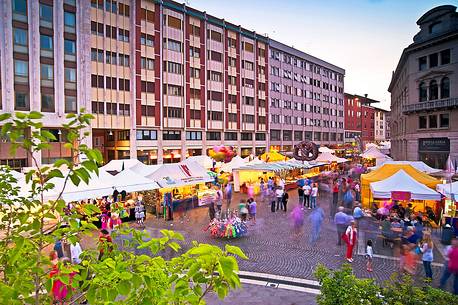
[0,111,246,304]
[314,264,458,305]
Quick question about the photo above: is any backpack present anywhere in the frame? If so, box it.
[448,247,458,274]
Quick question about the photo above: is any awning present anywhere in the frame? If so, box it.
[369,161,441,174]
[370,170,441,200]
[146,161,214,188]
[315,152,348,164]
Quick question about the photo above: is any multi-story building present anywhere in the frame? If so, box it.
[0,0,345,167]
[268,40,345,153]
[389,5,458,169]
[385,111,391,140]
[374,107,389,142]
[344,93,379,145]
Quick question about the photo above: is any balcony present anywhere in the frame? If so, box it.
[403,97,458,114]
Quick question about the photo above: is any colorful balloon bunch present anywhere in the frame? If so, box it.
[208,145,237,163]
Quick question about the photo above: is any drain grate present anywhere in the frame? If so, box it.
[266,282,279,288]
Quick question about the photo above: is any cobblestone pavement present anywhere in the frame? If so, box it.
[204,283,317,305]
[135,189,447,287]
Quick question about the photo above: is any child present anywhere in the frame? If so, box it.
[366,239,373,272]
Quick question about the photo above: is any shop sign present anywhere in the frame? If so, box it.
[391,191,411,201]
[418,138,450,152]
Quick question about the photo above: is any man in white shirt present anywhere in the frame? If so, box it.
[303,184,311,209]
[310,183,319,209]
[275,187,284,211]
[70,241,83,264]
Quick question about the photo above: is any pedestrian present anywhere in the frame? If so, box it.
[98,229,113,260]
[135,201,144,226]
[439,237,457,291]
[70,241,83,264]
[354,181,361,202]
[420,232,434,280]
[303,183,311,209]
[344,220,358,262]
[238,199,248,221]
[310,183,318,209]
[331,180,339,218]
[366,239,373,272]
[342,187,354,213]
[267,177,274,194]
[216,189,223,213]
[443,237,458,294]
[282,191,289,212]
[290,204,304,237]
[260,178,265,202]
[309,206,325,245]
[208,201,216,221]
[334,206,349,246]
[54,239,64,259]
[298,186,304,209]
[353,204,364,229]
[249,197,257,224]
[225,183,233,208]
[50,257,75,304]
[275,187,284,211]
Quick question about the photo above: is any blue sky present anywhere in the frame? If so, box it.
[186,0,453,110]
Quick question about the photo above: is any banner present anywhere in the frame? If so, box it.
[391,191,411,201]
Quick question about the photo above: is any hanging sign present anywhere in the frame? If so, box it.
[391,191,411,201]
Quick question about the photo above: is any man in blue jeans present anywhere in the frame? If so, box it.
[310,183,318,209]
[334,206,349,246]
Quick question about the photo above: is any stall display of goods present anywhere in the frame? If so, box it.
[208,145,237,163]
[205,216,248,238]
[197,189,219,206]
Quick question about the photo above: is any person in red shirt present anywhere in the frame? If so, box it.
[98,229,113,260]
[331,180,339,218]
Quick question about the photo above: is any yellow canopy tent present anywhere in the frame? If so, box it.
[361,164,440,206]
[259,151,289,162]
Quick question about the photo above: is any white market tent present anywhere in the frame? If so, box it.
[245,158,265,166]
[220,155,247,173]
[437,181,458,198]
[101,159,146,172]
[106,169,160,193]
[182,155,215,170]
[370,170,441,201]
[319,146,335,154]
[370,161,441,174]
[146,161,213,188]
[315,152,348,164]
[361,146,392,166]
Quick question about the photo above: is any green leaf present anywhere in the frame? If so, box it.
[225,245,248,260]
[117,280,131,295]
[41,130,57,141]
[69,173,80,186]
[0,113,12,122]
[15,112,27,119]
[46,169,64,180]
[81,160,98,174]
[28,111,44,119]
[219,256,237,278]
[9,237,25,264]
[54,159,71,168]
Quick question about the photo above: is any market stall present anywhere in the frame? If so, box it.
[146,162,215,219]
[182,155,216,170]
[259,151,289,162]
[361,146,392,166]
[369,160,441,174]
[437,181,458,235]
[361,164,440,208]
[232,160,322,193]
[220,155,247,173]
[315,152,348,164]
[319,146,335,154]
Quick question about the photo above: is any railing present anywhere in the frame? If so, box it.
[403,97,458,114]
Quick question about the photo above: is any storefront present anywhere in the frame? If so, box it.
[418,137,449,170]
[163,149,182,163]
[240,148,253,158]
[137,150,158,165]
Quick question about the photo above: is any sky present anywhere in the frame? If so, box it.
[185,0,453,110]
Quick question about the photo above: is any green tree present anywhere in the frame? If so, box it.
[314,264,458,305]
[0,111,246,304]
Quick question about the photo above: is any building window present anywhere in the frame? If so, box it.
[164,107,183,118]
[294,131,303,141]
[189,24,200,36]
[118,130,130,141]
[440,77,450,99]
[140,33,154,46]
[207,91,223,101]
[118,3,130,17]
[228,57,236,67]
[225,132,238,141]
[14,59,28,79]
[15,92,29,110]
[429,80,438,100]
[119,104,130,116]
[166,15,182,30]
[91,101,104,114]
[164,61,183,74]
[13,0,27,15]
[242,60,254,71]
[65,96,77,113]
[282,130,292,141]
[419,82,427,102]
[106,102,117,115]
[164,39,182,52]
[255,133,266,141]
[207,70,222,82]
[40,34,53,50]
[163,84,182,96]
[441,49,451,65]
[429,53,438,68]
[228,37,236,48]
[41,94,54,112]
[186,131,202,140]
[190,67,200,79]
[118,29,129,42]
[242,114,254,123]
[141,105,155,116]
[136,130,157,140]
[208,30,222,42]
[41,64,53,85]
[419,56,427,71]
[64,11,76,30]
[118,78,130,91]
[64,67,76,83]
[270,130,281,141]
[190,47,200,58]
[429,21,441,34]
[428,115,437,128]
[208,51,222,62]
[140,57,154,70]
[64,39,76,55]
[207,111,223,121]
[258,116,266,125]
[163,131,181,140]
[241,133,252,141]
[440,113,449,128]
[228,113,237,122]
[39,3,53,24]
[314,132,321,141]
[13,28,28,48]
[206,132,221,141]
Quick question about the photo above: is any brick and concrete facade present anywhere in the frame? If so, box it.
[0,0,345,167]
[389,5,458,169]
[268,40,345,153]
[344,93,381,145]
